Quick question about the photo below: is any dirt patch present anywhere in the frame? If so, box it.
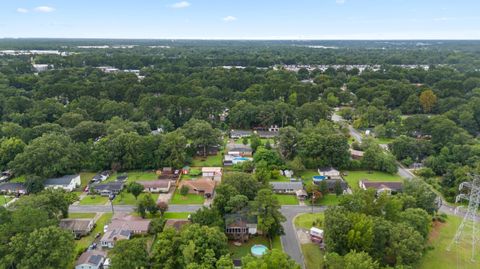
[429,221,445,243]
[297,229,311,244]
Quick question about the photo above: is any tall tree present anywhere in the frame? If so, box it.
[419,89,437,113]
[251,189,286,239]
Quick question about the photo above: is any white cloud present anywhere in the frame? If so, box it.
[34,6,56,13]
[223,16,237,22]
[170,1,190,9]
[336,0,346,4]
[16,8,29,13]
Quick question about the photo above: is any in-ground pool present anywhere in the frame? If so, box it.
[312,175,326,182]
[251,244,268,257]
[233,157,249,161]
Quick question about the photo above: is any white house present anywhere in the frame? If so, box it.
[44,174,81,192]
[137,180,171,193]
[318,167,341,179]
[202,167,223,181]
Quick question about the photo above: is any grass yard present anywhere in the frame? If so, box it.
[9,175,26,183]
[375,137,395,145]
[113,192,159,205]
[274,194,299,205]
[343,170,403,191]
[299,170,319,185]
[170,191,205,205]
[0,196,13,206]
[104,171,159,183]
[191,153,223,167]
[79,172,96,188]
[68,212,96,218]
[294,213,324,230]
[418,216,480,269]
[163,212,191,219]
[74,213,113,255]
[302,243,324,269]
[271,174,292,182]
[79,195,109,205]
[228,236,282,259]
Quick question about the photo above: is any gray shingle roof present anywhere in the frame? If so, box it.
[270,181,303,191]
[44,174,78,186]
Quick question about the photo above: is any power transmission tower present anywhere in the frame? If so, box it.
[447,174,480,262]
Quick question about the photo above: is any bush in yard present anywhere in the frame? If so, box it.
[189,169,201,176]
[180,185,190,196]
[157,201,168,216]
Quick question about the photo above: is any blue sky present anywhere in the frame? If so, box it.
[0,0,479,39]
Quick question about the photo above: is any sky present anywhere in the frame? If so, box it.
[0,0,480,39]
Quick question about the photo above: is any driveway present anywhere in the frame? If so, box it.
[280,205,326,269]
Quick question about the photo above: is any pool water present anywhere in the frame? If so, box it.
[234,157,249,161]
[251,244,268,257]
[312,175,326,182]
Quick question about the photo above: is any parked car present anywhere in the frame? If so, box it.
[103,225,108,233]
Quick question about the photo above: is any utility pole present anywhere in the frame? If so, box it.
[447,174,480,262]
[109,194,116,215]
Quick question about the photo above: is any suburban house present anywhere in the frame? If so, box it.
[225,213,258,242]
[91,171,110,184]
[295,189,308,200]
[0,182,27,195]
[202,167,223,181]
[227,144,253,157]
[137,180,171,193]
[59,218,95,238]
[75,250,106,269]
[349,149,364,160]
[318,167,342,180]
[91,182,124,196]
[162,167,174,175]
[179,178,216,198]
[254,125,280,138]
[230,130,253,139]
[359,180,403,194]
[100,229,131,248]
[271,182,304,194]
[44,174,81,192]
[108,214,151,234]
[312,178,349,194]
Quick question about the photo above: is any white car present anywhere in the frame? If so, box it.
[103,225,109,233]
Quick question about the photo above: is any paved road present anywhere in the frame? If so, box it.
[69,204,202,213]
[280,206,326,269]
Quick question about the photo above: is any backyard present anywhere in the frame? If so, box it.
[343,170,403,191]
[306,194,341,206]
[104,171,159,183]
[274,194,299,205]
[228,236,282,259]
[418,215,480,269]
[191,153,223,167]
[170,191,205,205]
[163,212,191,219]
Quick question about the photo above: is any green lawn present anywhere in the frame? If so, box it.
[68,213,96,218]
[418,216,480,269]
[113,192,159,205]
[228,236,282,259]
[375,137,395,144]
[74,213,113,255]
[274,194,299,205]
[271,174,291,182]
[79,172,96,188]
[79,195,109,205]
[302,243,324,269]
[170,191,205,205]
[163,212,191,219]
[343,170,403,191]
[191,153,223,167]
[294,213,324,230]
[0,196,13,206]
[104,171,159,183]
[9,175,26,183]
[299,170,320,185]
